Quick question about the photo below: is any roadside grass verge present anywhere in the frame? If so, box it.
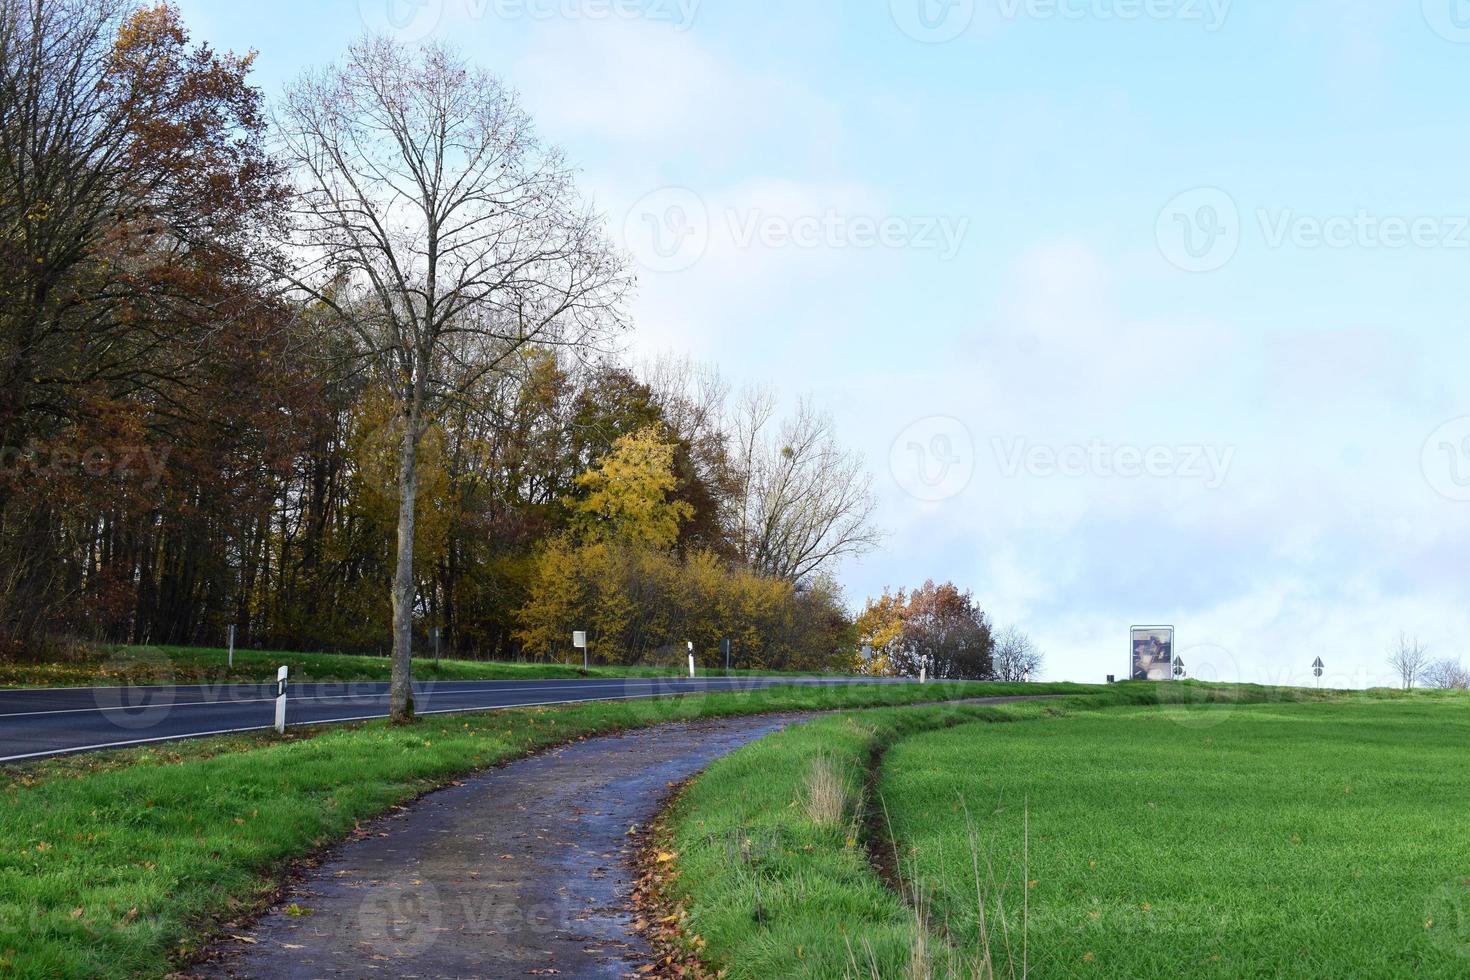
[0,643,822,689]
[654,686,1468,978]
[0,679,1066,978]
[651,700,1054,979]
[882,699,1470,978]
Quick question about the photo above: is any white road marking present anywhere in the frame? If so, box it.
[0,690,707,763]
[0,678,859,720]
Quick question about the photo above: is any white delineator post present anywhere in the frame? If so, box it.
[227,625,235,669]
[920,666,927,685]
[274,665,289,734]
[687,641,696,679]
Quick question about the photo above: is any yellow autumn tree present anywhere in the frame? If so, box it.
[569,425,692,550]
[513,535,587,659]
[517,425,851,668]
[854,588,908,675]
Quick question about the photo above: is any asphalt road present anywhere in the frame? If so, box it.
[0,675,908,763]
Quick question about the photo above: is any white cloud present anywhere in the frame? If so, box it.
[837,238,1470,688]
[511,18,840,154]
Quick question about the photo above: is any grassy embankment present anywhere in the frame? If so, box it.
[657,685,1470,978]
[0,678,1079,977]
[0,643,817,689]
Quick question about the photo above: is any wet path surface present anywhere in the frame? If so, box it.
[193,714,806,980]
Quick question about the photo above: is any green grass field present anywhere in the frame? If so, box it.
[0,643,814,689]
[659,687,1470,979]
[883,700,1470,978]
[0,678,1062,978]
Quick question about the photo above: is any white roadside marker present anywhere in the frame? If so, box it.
[274,666,288,734]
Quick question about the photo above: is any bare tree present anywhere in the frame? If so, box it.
[1423,658,1470,690]
[273,38,629,721]
[992,625,1043,682]
[1387,632,1431,690]
[730,389,881,581]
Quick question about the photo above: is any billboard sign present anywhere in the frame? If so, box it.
[1131,626,1175,681]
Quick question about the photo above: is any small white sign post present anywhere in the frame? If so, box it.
[687,641,696,679]
[227,625,235,669]
[573,631,588,670]
[1312,657,1325,689]
[919,665,927,685]
[274,665,288,735]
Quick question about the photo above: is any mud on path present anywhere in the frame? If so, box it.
[193,714,806,980]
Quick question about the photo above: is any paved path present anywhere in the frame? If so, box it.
[0,676,906,762]
[192,714,807,980]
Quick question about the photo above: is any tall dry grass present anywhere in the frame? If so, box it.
[847,795,1031,980]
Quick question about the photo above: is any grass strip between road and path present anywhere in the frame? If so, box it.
[0,643,817,689]
[0,679,1085,978]
[647,684,1468,979]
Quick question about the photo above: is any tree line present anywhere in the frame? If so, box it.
[0,1,892,712]
[854,581,1043,682]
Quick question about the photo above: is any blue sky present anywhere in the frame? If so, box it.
[181,0,1470,687]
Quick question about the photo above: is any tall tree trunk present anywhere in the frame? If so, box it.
[389,398,420,724]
